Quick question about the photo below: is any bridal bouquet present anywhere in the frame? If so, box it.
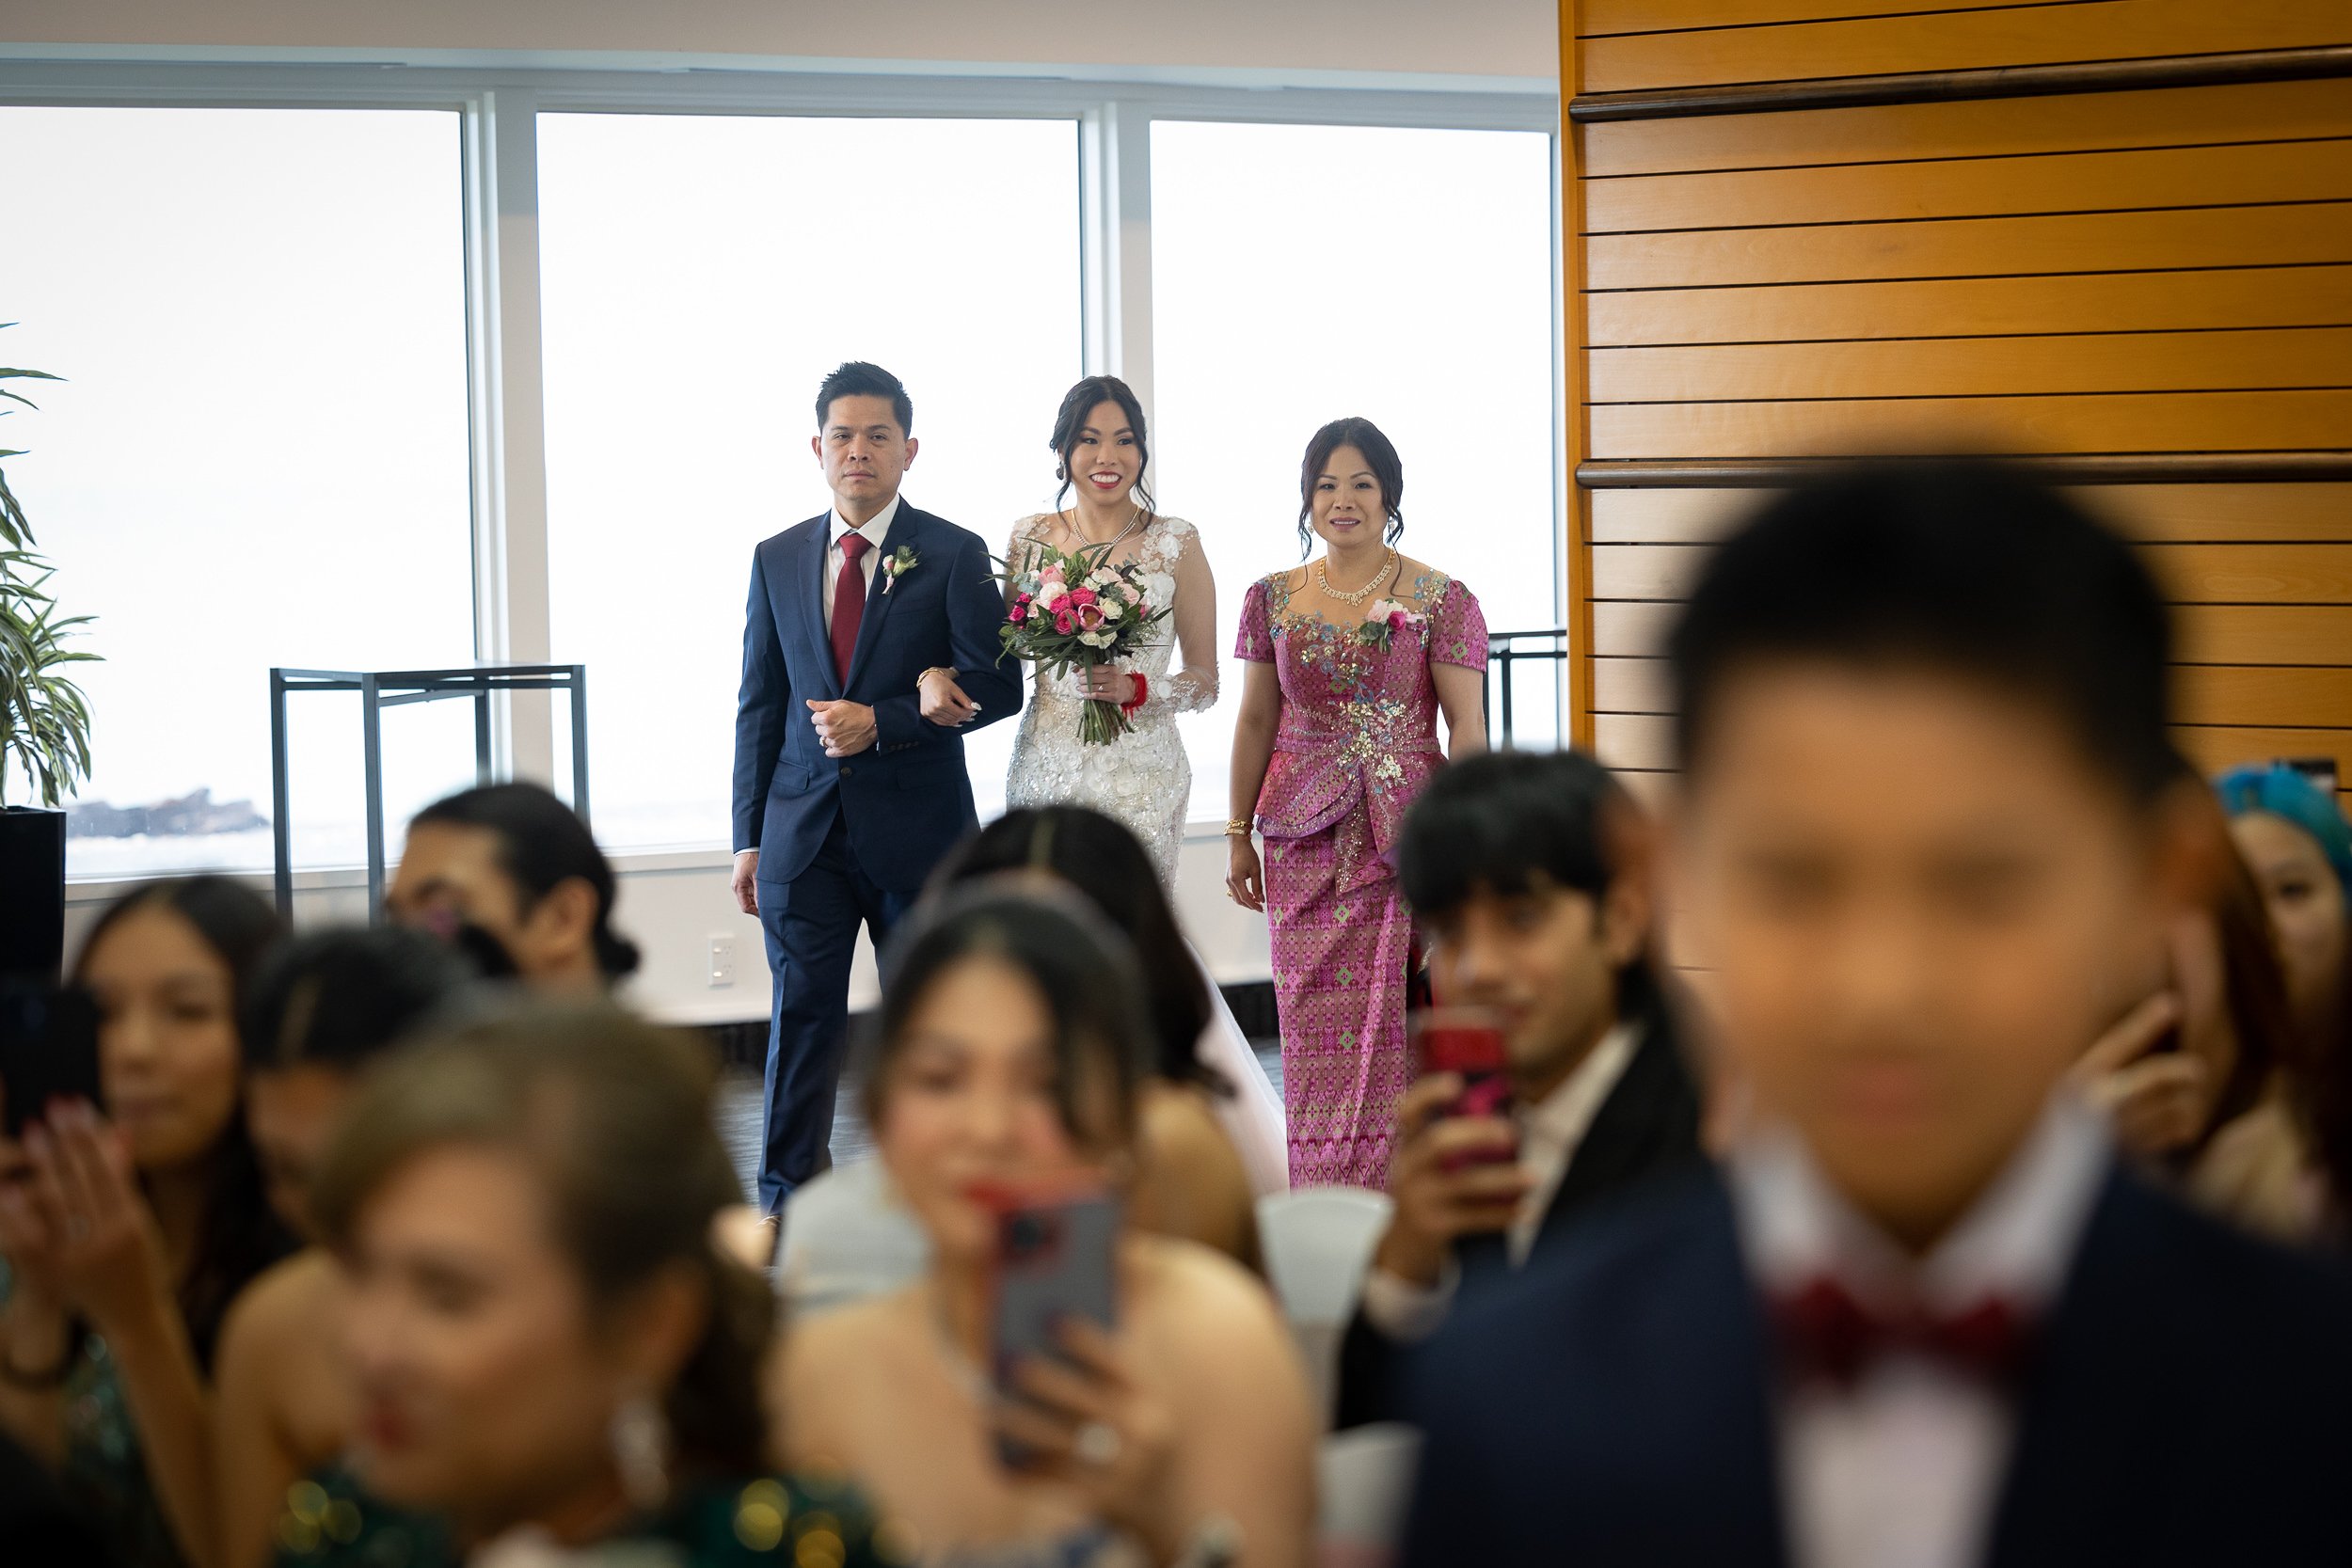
[996,540,1172,745]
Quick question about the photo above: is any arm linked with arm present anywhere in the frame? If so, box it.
[872,531,1025,752]
[731,550,791,852]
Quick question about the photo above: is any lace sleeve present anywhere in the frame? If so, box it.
[1153,521,1219,714]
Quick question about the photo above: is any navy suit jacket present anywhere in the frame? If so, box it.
[1402,1161,2352,1568]
[731,502,1022,893]
[1333,1013,1703,1430]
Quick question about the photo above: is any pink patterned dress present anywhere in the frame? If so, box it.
[1235,567,1489,1188]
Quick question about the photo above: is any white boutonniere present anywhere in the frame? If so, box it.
[881,545,919,594]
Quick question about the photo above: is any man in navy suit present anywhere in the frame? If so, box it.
[1401,462,2352,1566]
[732,362,1021,1212]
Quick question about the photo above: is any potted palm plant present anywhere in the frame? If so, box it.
[0,334,96,981]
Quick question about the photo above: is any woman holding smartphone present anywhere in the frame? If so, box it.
[773,885,1313,1567]
[0,877,297,1568]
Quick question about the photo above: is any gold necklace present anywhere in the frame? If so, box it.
[1317,546,1395,606]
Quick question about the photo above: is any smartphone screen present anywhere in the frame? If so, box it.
[971,1175,1120,1465]
[0,983,103,1140]
[1413,1007,1518,1169]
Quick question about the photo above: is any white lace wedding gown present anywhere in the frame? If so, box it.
[1004,514,1290,1194]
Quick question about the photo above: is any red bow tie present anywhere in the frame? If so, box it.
[1771,1275,2031,1388]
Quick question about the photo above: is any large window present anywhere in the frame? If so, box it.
[538,113,1085,849]
[1152,120,1561,822]
[4,107,477,877]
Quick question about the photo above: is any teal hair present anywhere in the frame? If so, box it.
[2214,764,2352,902]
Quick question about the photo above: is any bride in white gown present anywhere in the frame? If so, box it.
[930,375,1287,1194]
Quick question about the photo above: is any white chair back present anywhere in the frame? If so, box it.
[776,1160,930,1315]
[1317,1422,1422,1568]
[1256,1185,1392,1424]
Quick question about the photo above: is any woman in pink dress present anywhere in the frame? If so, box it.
[1226,418,1489,1188]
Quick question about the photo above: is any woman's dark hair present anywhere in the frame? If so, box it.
[310,1005,770,1478]
[2199,815,2301,1148]
[815,359,913,436]
[865,883,1155,1149]
[72,877,297,1370]
[1669,458,2174,803]
[1297,416,1406,556]
[410,784,641,980]
[242,925,478,1075]
[1048,375,1156,523]
[931,808,1218,1091]
[1397,749,1663,1027]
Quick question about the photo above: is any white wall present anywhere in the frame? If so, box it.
[0,0,1556,87]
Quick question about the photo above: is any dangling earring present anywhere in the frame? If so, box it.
[610,1392,671,1513]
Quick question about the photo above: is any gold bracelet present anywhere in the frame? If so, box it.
[917,666,956,689]
[1225,817,1253,837]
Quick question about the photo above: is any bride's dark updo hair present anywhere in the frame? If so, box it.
[1049,375,1157,523]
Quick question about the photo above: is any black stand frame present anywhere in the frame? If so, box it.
[269,664,589,921]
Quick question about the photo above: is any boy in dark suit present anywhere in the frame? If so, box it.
[1334,749,1701,1430]
[1401,462,2352,1567]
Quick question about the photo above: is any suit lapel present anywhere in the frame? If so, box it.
[1535,1018,1703,1253]
[843,504,916,692]
[796,517,840,700]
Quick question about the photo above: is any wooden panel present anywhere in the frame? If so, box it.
[1596,712,1677,772]
[1590,483,2352,542]
[1586,202,2352,291]
[1589,389,2352,459]
[1596,658,2352,727]
[2078,483,2352,540]
[1593,598,1679,657]
[1593,542,2352,601]
[1581,77,2352,177]
[1586,139,2352,232]
[1588,328,2352,403]
[2173,722,2352,778]
[2175,665,2352,727]
[1581,2,2352,95]
[1594,655,1675,713]
[2178,604,2352,662]
[1588,265,2352,345]
[2144,543,2352,601]
[1582,0,2048,37]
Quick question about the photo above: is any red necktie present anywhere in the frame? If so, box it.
[1772,1275,2030,1388]
[832,531,871,685]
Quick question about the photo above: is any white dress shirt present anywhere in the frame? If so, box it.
[823,496,901,635]
[1358,1022,1641,1341]
[1727,1094,2110,1568]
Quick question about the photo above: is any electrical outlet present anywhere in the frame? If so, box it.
[708,935,738,988]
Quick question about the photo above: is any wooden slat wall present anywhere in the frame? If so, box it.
[1562,2,2352,811]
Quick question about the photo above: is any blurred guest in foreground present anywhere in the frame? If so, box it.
[284,1006,887,1566]
[1335,749,1701,1430]
[0,878,294,1568]
[937,807,1262,1269]
[214,927,473,1568]
[775,887,1313,1566]
[1401,462,2352,1566]
[388,783,641,993]
[2073,765,2321,1241]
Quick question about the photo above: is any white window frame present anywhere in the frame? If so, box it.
[0,58,1563,894]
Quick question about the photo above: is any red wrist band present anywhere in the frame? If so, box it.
[1120,673,1149,716]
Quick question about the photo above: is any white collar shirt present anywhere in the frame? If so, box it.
[1727,1094,2110,1568]
[823,496,902,634]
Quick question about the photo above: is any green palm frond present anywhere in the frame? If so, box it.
[0,328,97,808]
